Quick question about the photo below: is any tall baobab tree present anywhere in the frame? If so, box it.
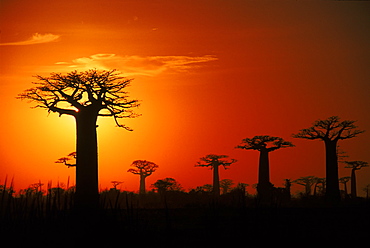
[127,160,158,194]
[343,161,369,198]
[18,69,140,209]
[293,116,364,202]
[195,154,237,197]
[236,135,294,200]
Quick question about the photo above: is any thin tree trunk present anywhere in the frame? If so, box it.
[344,182,348,196]
[324,140,341,202]
[74,108,99,210]
[139,175,146,194]
[350,169,357,198]
[213,164,220,197]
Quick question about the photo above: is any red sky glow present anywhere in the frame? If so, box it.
[1,0,369,196]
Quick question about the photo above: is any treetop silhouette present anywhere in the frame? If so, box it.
[236,135,294,152]
[293,116,364,141]
[17,69,140,130]
[195,154,237,170]
[128,160,158,194]
[344,160,368,198]
[55,152,76,168]
[293,116,364,202]
[195,154,237,197]
[18,69,140,210]
[236,135,294,203]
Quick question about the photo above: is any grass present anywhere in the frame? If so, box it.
[1,180,369,247]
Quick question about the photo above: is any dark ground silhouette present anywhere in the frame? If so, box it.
[1,188,369,247]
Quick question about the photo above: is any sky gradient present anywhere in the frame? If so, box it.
[1,0,369,195]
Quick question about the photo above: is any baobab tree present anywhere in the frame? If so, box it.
[339,176,351,197]
[110,181,123,190]
[55,152,76,168]
[195,154,237,197]
[127,160,158,194]
[293,116,364,202]
[343,161,369,198]
[293,176,317,196]
[220,179,234,194]
[236,135,294,201]
[18,69,140,209]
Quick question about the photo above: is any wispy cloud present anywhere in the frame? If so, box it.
[0,33,60,46]
[53,54,218,76]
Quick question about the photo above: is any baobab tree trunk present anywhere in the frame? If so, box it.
[74,107,100,210]
[324,140,341,202]
[139,175,146,194]
[257,150,272,201]
[213,164,220,197]
[258,149,270,185]
[350,169,357,198]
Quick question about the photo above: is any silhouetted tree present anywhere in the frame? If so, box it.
[236,135,294,201]
[343,161,368,198]
[195,154,237,197]
[220,179,234,194]
[128,160,158,194]
[293,116,364,202]
[313,177,326,196]
[339,176,351,197]
[294,176,317,196]
[111,181,123,190]
[152,178,183,193]
[18,69,139,210]
[55,152,76,168]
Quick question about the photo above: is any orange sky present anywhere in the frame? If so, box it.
[1,0,369,195]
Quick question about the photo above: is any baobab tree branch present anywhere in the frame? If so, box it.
[17,69,140,129]
[293,116,364,141]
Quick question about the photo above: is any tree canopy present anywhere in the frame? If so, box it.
[195,154,237,169]
[127,160,159,177]
[292,116,364,141]
[17,69,140,130]
[344,161,369,170]
[236,135,294,152]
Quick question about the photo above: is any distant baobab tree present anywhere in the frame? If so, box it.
[55,152,76,168]
[195,154,237,197]
[236,135,294,201]
[111,181,124,190]
[343,161,368,198]
[293,176,317,196]
[18,69,140,210]
[339,176,351,197]
[293,116,364,202]
[220,179,234,194]
[127,160,158,194]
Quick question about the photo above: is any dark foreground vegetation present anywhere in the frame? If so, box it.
[1,185,369,248]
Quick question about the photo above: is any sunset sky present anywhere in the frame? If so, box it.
[1,0,369,195]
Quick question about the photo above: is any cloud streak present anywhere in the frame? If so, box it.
[0,33,60,46]
[54,54,218,76]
